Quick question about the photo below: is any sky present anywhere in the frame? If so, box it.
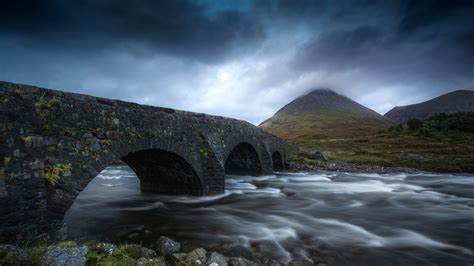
[1,0,473,124]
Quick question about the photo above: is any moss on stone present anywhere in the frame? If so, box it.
[199,148,209,160]
[24,244,48,265]
[56,241,78,247]
[45,163,71,186]
[35,94,62,115]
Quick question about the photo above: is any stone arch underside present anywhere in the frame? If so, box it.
[272,151,284,170]
[121,149,203,195]
[225,142,263,175]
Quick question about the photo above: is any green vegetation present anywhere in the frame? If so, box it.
[25,242,76,265]
[279,113,474,173]
[199,148,209,159]
[45,163,72,186]
[87,245,140,265]
[25,244,48,265]
[35,93,62,114]
[23,242,171,266]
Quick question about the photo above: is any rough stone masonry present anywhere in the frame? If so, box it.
[0,81,298,244]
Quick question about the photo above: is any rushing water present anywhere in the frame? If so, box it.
[65,165,474,265]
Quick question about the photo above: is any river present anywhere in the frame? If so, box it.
[65,165,474,265]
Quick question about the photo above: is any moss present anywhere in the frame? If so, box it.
[25,245,48,265]
[147,129,157,138]
[86,250,136,266]
[56,241,78,247]
[287,154,301,162]
[45,163,72,186]
[124,131,144,139]
[70,147,80,154]
[3,155,11,167]
[63,128,74,137]
[199,148,209,160]
[176,257,195,266]
[35,94,62,114]
[113,245,142,260]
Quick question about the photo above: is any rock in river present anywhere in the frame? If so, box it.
[153,235,181,255]
[0,244,28,265]
[208,251,229,266]
[40,246,88,266]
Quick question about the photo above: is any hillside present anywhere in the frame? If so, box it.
[259,89,391,142]
[384,90,474,123]
[260,89,474,173]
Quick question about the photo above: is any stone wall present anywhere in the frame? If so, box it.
[0,81,298,244]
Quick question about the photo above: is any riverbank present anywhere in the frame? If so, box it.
[277,127,474,173]
[0,237,326,265]
[287,160,421,175]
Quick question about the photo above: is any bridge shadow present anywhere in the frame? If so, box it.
[122,149,203,195]
[224,142,263,175]
[272,151,284,171]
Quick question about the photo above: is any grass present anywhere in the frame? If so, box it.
[273,126,474,173]
[23,242,173,266]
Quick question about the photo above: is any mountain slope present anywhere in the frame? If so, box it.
[259,89,391,142]
[384,90,474,123]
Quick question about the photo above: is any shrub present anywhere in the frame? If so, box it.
[424,112,474,133]
[407,118,423,131]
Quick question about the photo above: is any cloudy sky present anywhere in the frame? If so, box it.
[1,0,473,124]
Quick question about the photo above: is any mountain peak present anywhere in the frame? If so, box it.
[385,89,474,123]
[259,87,392,134]
[273,88,377,116]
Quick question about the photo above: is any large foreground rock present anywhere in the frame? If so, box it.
[229,256,257,266]
[208,251,228,266]
[153,236,181,255]
[0,244,28,265]
[188,248,207,264]
[137,256,167,266]
[89,242,116,255]
[40,246,88,266]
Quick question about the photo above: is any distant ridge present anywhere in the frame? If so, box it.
[384,90,474,123]
[259,88,391,140]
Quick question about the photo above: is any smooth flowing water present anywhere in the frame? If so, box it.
[65,165,474,265]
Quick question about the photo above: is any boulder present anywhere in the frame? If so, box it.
[137,257,167,266]
[229,256,257,266]
[261,257,281,266]
[40,246,88,266]
[139,246,157,259]
[153,236,181,255]
[172,252,188,262]
[188,248,207,264]
[207,251,228,266]
[114,244,156,259]
[0,244,28,265]
[306,151,327,161]
[90,243,116,255]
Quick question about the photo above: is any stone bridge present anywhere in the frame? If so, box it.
[0,81,298,243]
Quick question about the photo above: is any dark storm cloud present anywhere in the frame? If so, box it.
[398,0,474,35]
[0,0,473,123]
[289,0,473,110]
[0,0,265,62]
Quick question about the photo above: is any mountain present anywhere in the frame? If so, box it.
[259,89,391,141]
[384,90,474,123]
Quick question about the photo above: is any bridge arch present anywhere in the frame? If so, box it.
[272,151,284,171]
[121,149,203,195]
[224,142,263,175]
[41,135,225,244]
